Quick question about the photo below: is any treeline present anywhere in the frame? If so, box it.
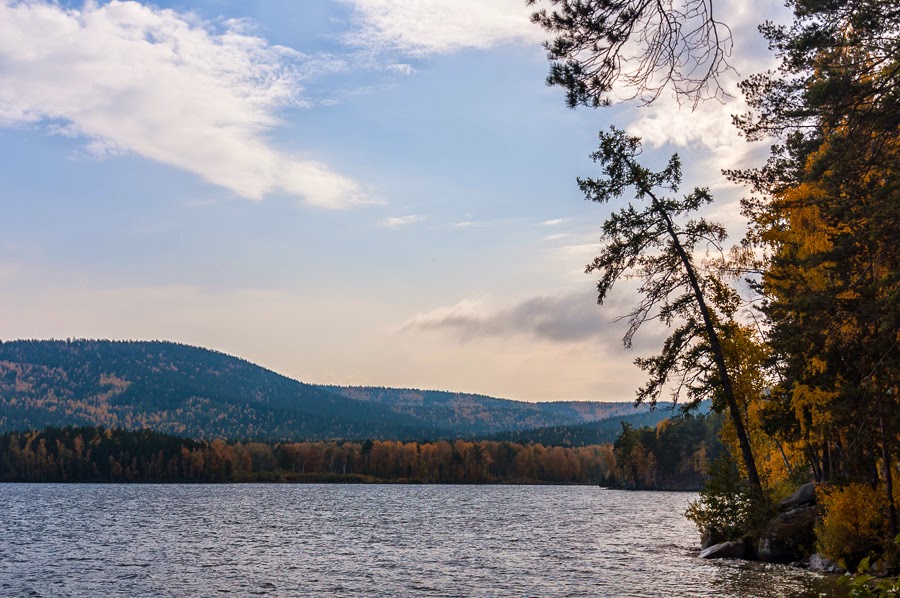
[0,427,616,484]
[608,413,724,490]
[0,416,720,488]
[487,407,682,447]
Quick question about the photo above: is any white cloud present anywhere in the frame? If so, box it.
[403,291,616,344]
[541,218,567,226]
[624,91,771,176]
[402,297,487,333]
[453,215,530,229]
[387,63,415,75]
[380,214,424,228]
[342,0,540,55]
[556,242,604,259]
[0,0,368,208]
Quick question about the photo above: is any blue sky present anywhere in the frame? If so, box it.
[0,0,786,401]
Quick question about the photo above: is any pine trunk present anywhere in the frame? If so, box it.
[649,192,763,491]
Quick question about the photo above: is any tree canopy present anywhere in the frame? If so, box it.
[732,0,900,542]
[535,0,900,565]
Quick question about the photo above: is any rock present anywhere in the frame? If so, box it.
[779,483,818,511]
[701,527,726,550]
[699,540,748,560]
[808,553,844,573]
[870,559,890,577]
[758,506,821,563]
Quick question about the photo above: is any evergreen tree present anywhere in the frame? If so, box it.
[733,0,900,537]
[578,126,762,490]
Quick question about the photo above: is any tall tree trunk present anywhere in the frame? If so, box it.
[773,437,794,479]
[644,188,763,491]
[881,412,898,539]
[808,443,823,483]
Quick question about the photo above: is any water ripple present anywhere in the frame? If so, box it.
[0,484,846,597]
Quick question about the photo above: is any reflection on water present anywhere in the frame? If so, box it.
[0,484,845,597]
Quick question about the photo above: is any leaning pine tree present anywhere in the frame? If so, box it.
[581,127,762,492]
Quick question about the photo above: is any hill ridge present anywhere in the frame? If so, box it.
[0,339,656,442]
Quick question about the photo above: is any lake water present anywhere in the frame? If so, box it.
[0,484,844,597]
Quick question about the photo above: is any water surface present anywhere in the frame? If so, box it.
[0,484,844,596]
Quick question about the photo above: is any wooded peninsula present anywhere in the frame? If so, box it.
[0,415,720,487]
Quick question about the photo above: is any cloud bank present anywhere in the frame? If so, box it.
[0,0,367,207]
[380,214,425,228]
[343,0,540,55]
[403,292,611,343]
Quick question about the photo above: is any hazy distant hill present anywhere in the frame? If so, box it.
[485,400,713,446]
[318,385,649,436]
[486,409,676,447]
[0,339,656,442]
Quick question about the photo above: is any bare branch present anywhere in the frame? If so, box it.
[528,0,734,108]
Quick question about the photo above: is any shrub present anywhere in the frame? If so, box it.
[816,483,886,571]
[839,557,900,597]
[685,454,772,542]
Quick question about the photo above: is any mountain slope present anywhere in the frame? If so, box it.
[486,409,677,447]
[318,385,649,436]
[485,401,713,446]
[0,339,658,442]
[0,340,447,440]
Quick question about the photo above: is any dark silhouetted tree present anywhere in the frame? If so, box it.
[528,0,734,107]
[579,126,761,491]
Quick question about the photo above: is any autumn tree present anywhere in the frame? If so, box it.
[731,0,900,538]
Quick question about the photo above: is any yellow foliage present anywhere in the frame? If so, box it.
[786,197,832,259]
[816,483,886,570]
[791,384,838,436]
[715,324,807,491]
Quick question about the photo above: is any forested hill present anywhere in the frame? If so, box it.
[0,339,654,441]
[484,401,712,447]
[485,408,678,447]
[318,385,649,436]
[0,340,445,441]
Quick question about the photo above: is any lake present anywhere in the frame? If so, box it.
[0,484,844,596]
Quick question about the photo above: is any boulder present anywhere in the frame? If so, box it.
[758,505,821,563]
[870,559,891,577]
[701,527,726,550]
[699,540,748,560]
[808,553,844,573]
[779,482,817,511]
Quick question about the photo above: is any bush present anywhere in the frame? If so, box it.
[685,454,772,542]
[839,557,900,597]
[817,483,886,571]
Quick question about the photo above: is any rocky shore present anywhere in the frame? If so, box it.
[697,483,844,573]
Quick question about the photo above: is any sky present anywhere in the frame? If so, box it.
[0,0,788,402]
